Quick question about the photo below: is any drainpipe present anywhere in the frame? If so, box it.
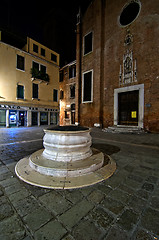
[76,8,82,126]
[99,0,106,128]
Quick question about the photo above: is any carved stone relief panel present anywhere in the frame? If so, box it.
[119,49,137,86]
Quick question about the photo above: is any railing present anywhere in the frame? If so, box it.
[30,68,50,83]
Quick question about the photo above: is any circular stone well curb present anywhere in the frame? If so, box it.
[15,150,116,190]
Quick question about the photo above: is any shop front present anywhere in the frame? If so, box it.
[0,104,59,127]
[50,112,58,125]
[0,110,6,127]
[19,111,27,126]
[32,112,38,126]
[9,110,17,127]
[40,112,48,125]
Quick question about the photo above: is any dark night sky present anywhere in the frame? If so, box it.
[0,0,92,66]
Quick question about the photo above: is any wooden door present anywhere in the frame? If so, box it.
[118,90,139,126]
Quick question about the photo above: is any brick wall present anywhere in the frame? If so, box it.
[77,0,159,132]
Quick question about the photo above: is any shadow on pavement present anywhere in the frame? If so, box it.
[92,143,120,156]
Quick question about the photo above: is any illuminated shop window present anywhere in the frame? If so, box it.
[0,110,6,126]
[40,112,48,125]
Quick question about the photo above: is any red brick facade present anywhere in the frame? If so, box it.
[76,0,159,132]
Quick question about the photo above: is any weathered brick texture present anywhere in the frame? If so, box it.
[76,0,159,132]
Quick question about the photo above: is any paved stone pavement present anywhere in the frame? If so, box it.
[0,126,159,240]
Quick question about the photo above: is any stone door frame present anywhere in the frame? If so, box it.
[114,84,144,128]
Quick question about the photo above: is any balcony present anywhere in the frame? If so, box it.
[30,68,50,84]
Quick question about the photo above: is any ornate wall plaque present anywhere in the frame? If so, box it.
[119,50,137,86]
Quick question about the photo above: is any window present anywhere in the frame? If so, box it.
[17,55,25,71]
[70,85,75,99]
[32,112,38,125]
[53,89,58,102]
[32,62,49,82]
[33,43,38,53]
[119,0,141,27]
[0,110,6,126]
[71,104,75,110]
[69,65,76,79]
[41,48,45,57]
[17,85,24,99]
[51,53,57,62]
[59,71,64,82]
[84,32,93,55]
[39,65,47,81]
[32,83,38,99]
[60,90,64,100]
[32,62,47,73]
[50,112,58,125]
[33,61,39,71]
[40,65,46,74]
[82,70,93,103]
[40,112,48,125]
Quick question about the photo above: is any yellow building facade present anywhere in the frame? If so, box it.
[0,36,60,127]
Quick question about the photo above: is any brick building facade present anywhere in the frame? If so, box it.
[59,61,77,126]
[0,34,59,128]
[75,0,159,132]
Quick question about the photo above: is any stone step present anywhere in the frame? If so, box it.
[29,148,104,177]
[103,125,144,134]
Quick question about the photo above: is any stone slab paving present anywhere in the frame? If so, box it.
[0,126,159,239]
